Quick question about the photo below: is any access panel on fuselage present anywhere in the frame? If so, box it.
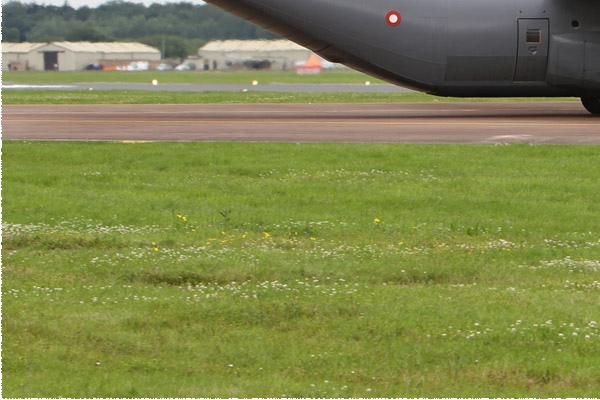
[514,18,549,81]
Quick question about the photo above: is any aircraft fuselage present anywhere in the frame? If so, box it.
[205,0,600,112]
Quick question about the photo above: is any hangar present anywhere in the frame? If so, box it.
[197,39,317,71]
[2,41,161,71]
[2,42,46,71]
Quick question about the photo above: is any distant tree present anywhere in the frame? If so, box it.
[75,6,93,22]
[95,1,146,19]
[2,2,32,41]
[66,27,109,42]
[139,35,188,59]
[2,0,279,56]
[27,16,73,42]
[4,27,21,42]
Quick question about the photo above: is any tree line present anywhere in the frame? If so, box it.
[2,1,278,59]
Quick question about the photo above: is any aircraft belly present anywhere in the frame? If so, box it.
[205,0,600,98]
[445,57,515,82]
[241,0,449,86]
[584,40,600,87]
[548,32,600,94]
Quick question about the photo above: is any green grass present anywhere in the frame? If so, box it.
[3,141,600,397]
[3,70,384,85]
[3,90,577,105]
[3,69,579,104]
[2,90,434,105]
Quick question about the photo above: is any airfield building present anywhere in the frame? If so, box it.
[2,42,161,71]
[197,39,316,71]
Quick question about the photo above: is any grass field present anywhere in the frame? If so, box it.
[3,70,384,85]
[3,70,579,105]
[4,89,578,105]
[2,90,437,105]
[3,141,600,397]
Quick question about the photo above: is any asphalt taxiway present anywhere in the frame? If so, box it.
[3,102,599,144]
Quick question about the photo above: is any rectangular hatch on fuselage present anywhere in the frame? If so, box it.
[514,18,549,81]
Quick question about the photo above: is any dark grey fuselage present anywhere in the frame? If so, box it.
[205,0,600,110]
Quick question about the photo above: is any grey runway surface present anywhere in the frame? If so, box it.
[4,102,599,144]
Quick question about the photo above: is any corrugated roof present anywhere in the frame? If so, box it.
[2,42,46,53]
[200,39,307,52]
[50,41,160,53]
[2,41,159,54]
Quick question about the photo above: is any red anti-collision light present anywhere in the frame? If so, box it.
[386,10,402,27]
